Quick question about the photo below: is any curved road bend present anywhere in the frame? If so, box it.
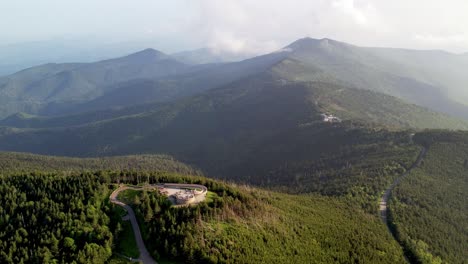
[110,185,157,264]
[379,147,427,260]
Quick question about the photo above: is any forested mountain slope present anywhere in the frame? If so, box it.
[0,152,200,175]
[0,49,188,118]
[0,149,412,263]
[1,75,466,199]
[0,130,465,263]
[0,173,114,263]
[2,37,468,122]
[0,46,288,118]
[4,76,467,131]
[0,168,407,264]
[274,38,468,120]
[1,76,467,152]
[389,131,468,264]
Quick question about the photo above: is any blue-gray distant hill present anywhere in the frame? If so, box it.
[0,49,188,117]
[1,38,468,122]
[273,38,468,120]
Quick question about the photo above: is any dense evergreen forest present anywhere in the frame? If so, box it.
[0,169,407,264]
[0,173,113,263]
[230,128,420,213]
[0,128,420,213]
[389,131,468,264]
[120,173,406,263]
[0,152,200,175]
[0,130,465,263]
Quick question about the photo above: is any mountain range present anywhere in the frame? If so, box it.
[1,38,468,164]
[1,74,467,181]
[1,38,468,120]
[1,37,467,264]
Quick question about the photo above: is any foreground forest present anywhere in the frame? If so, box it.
[0,152,200,175]
[0,173,113,263]
[128,184,405,263]
[0,171,405,263]
[0,130,466,263]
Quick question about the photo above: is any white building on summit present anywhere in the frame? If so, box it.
[321,113,342,123]
[174,190,196,204]
[158,184,208,205]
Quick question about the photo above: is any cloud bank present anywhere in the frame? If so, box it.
[187,0,468,54]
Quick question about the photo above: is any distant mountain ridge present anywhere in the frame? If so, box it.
[275,38,468,119]
[0,48,188,118]
[1,37,468,122]
[0,75,466,162]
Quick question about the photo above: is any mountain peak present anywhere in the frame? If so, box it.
[129,48,165,58]
[117,48,173,64]
[285,37,351,52]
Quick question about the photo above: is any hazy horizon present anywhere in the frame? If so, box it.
[1,0,467,76]
[2,0,468,55]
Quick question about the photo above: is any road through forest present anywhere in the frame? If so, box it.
[379,146,427,262]
[110,185,157,264]
[109,183,207,263]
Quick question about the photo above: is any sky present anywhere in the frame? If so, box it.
[1,0,468,55]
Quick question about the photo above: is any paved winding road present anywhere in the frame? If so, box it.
[379,146,427,261]
[110,185,157,264]
[109,183,207,263]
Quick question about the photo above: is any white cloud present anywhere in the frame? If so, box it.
[185,0,468,54]
[208,31,246,53]
[331,0,369,25]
